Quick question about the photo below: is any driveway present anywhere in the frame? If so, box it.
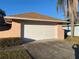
[22,40,78,59]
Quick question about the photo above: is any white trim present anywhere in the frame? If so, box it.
[4,16,67,23]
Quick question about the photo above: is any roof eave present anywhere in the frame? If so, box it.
[4,16,67,23]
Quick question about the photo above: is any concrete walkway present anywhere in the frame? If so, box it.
[22,40,77,59]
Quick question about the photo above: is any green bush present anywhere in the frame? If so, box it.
[0,49,31,59]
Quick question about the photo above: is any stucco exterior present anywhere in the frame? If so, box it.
[57,25,64,39]
[0,19,64,40]
[0,13,66,40]
[0,21,21,39]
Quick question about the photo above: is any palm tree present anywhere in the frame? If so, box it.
[56,0,78,38]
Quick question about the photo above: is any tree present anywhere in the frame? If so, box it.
[0,9,11,31]
[56,0,78,38]
[0,9,6,25]
[0,9,6,16]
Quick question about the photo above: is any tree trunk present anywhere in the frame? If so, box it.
[71,13,75,38]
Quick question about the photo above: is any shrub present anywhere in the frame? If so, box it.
[0,37,23,48]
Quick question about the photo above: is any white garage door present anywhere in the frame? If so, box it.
[24,24,57,40]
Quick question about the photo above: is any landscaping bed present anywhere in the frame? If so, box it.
[66,36,79,44]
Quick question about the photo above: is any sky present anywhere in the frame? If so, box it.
[0,0,64,20]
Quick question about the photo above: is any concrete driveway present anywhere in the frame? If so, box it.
[23,40,78,59]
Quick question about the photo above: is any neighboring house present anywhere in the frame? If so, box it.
[0,13,66,40]
[62,14,79,37]
[63,24,79,37]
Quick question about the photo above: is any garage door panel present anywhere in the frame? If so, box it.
[24,25,57,40]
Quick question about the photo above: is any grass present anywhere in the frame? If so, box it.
[66,36,79,44]
[0,38,32,59]
[0,37,78,59]
[0,48,31,59]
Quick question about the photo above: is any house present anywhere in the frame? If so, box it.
[62,15,79,37]
[0,13,67,41]
[63,24,79,37]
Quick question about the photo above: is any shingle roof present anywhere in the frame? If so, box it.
[4,12,67,23]
[11,12,60,20]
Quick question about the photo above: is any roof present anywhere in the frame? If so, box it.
[11,12,61,20]
[4,12,67,23]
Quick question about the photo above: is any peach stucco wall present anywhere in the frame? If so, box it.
[56,25,64,40]
[0,21,21,39]
[0,21,64,40]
